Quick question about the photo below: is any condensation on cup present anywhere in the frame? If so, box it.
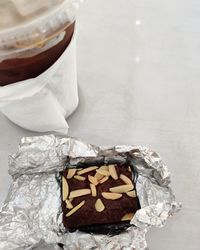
[0,0,83,134]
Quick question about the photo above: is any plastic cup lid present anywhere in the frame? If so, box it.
[0,0,82,53]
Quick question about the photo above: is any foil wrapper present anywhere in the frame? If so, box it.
[0,135,181,250]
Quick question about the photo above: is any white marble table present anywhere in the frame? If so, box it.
[0,0,200,249]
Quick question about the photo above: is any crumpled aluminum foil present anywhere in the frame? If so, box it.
[0,135,181,250]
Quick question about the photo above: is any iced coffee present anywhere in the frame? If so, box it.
[0,0,76,85]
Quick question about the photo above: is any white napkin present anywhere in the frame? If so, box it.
[0,33,78,134]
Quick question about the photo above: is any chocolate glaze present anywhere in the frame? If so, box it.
[61,164,140,234]
[0,22,75,86]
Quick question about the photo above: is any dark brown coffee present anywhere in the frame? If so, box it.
[0,22,75,86]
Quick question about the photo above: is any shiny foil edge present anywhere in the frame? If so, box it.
[0,135,181,250]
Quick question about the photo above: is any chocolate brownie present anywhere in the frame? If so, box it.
[61,164,140,231]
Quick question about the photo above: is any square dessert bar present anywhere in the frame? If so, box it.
[61,164,140,230]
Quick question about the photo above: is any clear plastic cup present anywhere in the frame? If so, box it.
[0,0,82,134]
[0,0,80,85]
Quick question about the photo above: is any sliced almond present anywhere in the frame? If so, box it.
[67,169,76,179]
[96,169,110,176]
[62,176,69,201]
[102,192,122,200]
[121,213,134,221]
[66,200,85,217]
[77,166,98,175]
[99,165,109,171]
[120,174,132,185]
[95,198,105,212]
[94,172,104,181]
[88,175,98,186]
[69,189,91,199]
[65,199,73,209]
[90,184,97,197]
[126,190,136,198]
[109,184,133,193]
[109,165,118,180]
[99,176,109,184]
[128,166,131,172]
[74,175,86,181]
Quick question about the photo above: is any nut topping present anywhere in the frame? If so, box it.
[69,189,91,199]
[66,200,85,217]
[109,184,133,193]
[88,175,98,186]
[99,165,109,171]
[121,213,134,221]
[102,192,122,200]
[94,172,104,181]
[120,174,132,185]
[74,175,86,181]
[109,165,118,180]
[67,169,76,179]
[96,169,110,176]
[95,198,105,212]
[65,199,73,209]
[90,184,97,197]
[99,176,109,184]
[77,166,98,175]
[126,190,136,198]
[62,176,69,201]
